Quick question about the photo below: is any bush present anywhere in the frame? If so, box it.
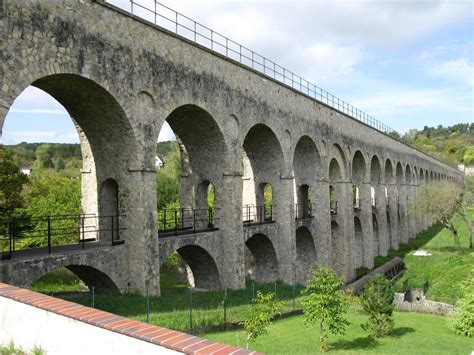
[361,274,395,338]
[450,268,474,337]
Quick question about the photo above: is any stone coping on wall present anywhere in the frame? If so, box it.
[0,283,260,355]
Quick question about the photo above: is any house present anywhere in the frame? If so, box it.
[20,166,33,175]
[155,155,164,170]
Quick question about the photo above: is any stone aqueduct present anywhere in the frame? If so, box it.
[0,0,463,294]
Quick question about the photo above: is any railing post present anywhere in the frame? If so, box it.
[47,216,51,254]
[9,220,13,258]
[175,11,178,34]
[174,209,178,236]
[154,0,157,24]
[81,215,85,250]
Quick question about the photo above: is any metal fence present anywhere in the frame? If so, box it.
[105,0,396,134]
[157,207,219,237]
[242,205,275,226]
[0,214,125,260]
[294,203,314,220]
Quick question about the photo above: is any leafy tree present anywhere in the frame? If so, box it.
[16,170,81,248]
[0,146,27,218]
[361,274,395,337]
[156,142,180,209]
[241,291,283,349]
[33,143,54,170]
[410,181,464,249]
[300,263,350,352]
[450,267,474,337]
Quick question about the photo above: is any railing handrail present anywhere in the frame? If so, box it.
[103,0,395,135]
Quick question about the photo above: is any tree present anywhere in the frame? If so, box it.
[33,143,54,170]
[410,181,464,249]
[361,274,395,337]
[156,142,180,209]
[300,263,350,352]
[241,291,283,349]
[0,146,27,218]
[450,267,474,337]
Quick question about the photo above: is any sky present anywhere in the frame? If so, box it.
[2,0,473,145]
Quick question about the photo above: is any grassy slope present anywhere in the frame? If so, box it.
[205,310,473,354]
[392,210,473,304]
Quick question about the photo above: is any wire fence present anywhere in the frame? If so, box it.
[52,280,304,334]
[104,0,396,135]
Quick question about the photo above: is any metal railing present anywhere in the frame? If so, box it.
[157,207,219,237]
[243,205,275,226]
[0,214,125,260]
[105,0,396,134]
[294,203,314,220]
[331,201,338,216]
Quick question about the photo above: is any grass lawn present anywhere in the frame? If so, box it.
[205,309,473,354]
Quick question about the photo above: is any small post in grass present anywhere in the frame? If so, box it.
[292,277,296,311]
[146,285,150,323]
[188,287,193,331]
[223,287,227,328]
[274,281,277,299]
[252,281,255,301]
[91,286,95,308]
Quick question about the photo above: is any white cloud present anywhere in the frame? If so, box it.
[157,121,176,142]
[1,131,79,145]
[431,58,474,87]
[10,108,68,115]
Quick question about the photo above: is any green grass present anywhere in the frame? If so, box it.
[31,268,304,332]
[392,210,473,304]
[205,309,473,354]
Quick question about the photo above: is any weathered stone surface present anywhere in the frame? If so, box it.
[0,0,463,295]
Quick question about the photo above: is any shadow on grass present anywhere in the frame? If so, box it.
[330,336,379,351]
[389,327,415,338]
[356,224,445,278]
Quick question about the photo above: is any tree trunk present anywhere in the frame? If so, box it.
[320,322,325,352]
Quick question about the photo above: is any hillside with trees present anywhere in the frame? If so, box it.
[394,123,474,166]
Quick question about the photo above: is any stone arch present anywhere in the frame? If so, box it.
[330,221,345,276]
[405,164,413,185]
[354,216,364,269]
[245,233,278,283]
[385,159,395,184]
[396,162,404,185]
[296,184,312,219]
[173,245,221,290]
[293,135,322,182]
[329,158,343,183]
[295,226,317,284]
[27,262,121,293]
[352,150,366,184]
[372,213,379,256]
[243,124,285,216]
[329,143,348,179]
[370,155,382,184]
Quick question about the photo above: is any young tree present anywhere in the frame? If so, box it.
[301,263,350,352]
[410,181,464,249]
[241,291,283,349]
[360,274,395,337]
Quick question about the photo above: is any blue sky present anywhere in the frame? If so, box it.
[2,0,473,144]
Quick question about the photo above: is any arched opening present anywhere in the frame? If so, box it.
[352,150,365,210]
[245,233,278,283]
[30,265,120,294]
[370,156,382,208]
[99,178,119,242]
[295,226,316,284]
[329,158,342,215]
[242,124,284,224]
[296,184,312,219]
[354,217,364,268]
[372,213,379,256]
[161,246,221,291]
[330,221,345,276]
[1,74,136,251]
[156,105,227,234]
[293,136,321,219]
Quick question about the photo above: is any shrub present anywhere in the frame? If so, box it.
[361,274,395,337]
[450,268,474,337]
